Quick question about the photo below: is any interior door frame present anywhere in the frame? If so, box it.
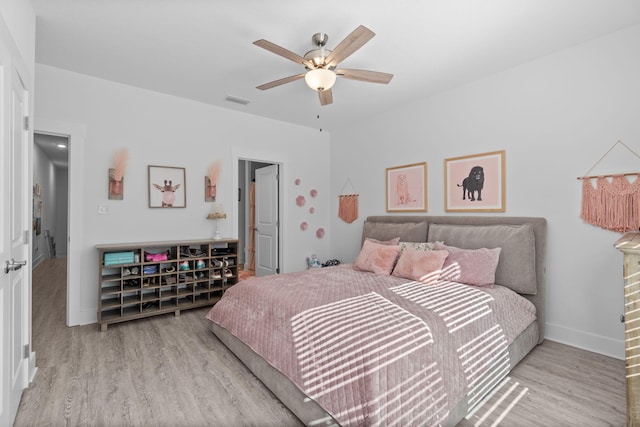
[34,119,86,326]
[234,155,283,274]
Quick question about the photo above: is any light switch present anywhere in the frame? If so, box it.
[98,204,110,215]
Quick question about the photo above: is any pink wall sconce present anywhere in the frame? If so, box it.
[108,148,128,200]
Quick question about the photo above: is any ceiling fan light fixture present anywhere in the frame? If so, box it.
[255,26,389,106]
[305,68,336,91]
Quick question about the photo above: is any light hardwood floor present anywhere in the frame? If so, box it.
[15,258,626,426]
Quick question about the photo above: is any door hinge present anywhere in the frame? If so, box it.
[23,116,29,130]
[24,344,29,358]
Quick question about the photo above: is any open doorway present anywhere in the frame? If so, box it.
[33,133,68,265]
[238,159,280,278]
[34,120,84,327]
[32,132,69,357]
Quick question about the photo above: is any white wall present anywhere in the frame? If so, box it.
[0,0,34,74]
[330,25,640,359]
[34,64,331,325]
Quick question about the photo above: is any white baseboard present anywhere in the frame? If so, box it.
[545,322,624,360]
[68,307,97,327]
[28,352,37,383]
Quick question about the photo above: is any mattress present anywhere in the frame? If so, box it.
[207,264,539,426]
[211,320,538,426]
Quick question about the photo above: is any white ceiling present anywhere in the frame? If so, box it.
[34,133,69,168]
[32,0,640,132]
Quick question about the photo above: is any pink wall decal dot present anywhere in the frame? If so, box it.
[316,228,325,239]
[296,195,306,207]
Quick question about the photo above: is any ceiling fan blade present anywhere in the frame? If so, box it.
[256,73,305,90]
[253,39,314,68]
[318,88,333,106]
[325,25,375,67]
[336,69,393,84]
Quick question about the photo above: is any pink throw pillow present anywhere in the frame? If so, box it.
[434,242,501,287]
[392,248,449,284]
[354,240,401,275]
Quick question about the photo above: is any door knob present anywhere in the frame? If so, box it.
[4,258,27,274]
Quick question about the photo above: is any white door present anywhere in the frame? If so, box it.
[0,47,30,425]
[255,164,279,277]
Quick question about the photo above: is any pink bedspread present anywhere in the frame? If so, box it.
[206,264,536,426]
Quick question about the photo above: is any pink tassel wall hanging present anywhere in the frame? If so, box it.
[578,141,640,233]
[338,178,359,224]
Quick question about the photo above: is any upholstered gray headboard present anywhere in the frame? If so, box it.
[362,215,546,343]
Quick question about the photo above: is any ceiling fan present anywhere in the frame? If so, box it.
[254,25,393,106]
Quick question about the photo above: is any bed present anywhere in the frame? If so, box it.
[206,215,546,426]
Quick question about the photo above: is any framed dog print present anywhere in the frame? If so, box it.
[445,150,505,212]
[386,162,427,212]
[148,165,186,208]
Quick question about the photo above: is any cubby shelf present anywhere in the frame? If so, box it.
[96,238,238,331]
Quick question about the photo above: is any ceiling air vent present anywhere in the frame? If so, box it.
[225,95,250,105]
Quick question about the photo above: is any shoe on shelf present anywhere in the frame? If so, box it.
[211,270,222,279]
[224,269,233,278]
[143,265,158,275]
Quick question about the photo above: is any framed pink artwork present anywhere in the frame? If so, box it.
[444,150,505,212]
[386,162,427,212]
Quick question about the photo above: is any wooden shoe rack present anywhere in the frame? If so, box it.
[96,239,238,331]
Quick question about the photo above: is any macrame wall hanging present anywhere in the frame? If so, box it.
[578,140,640,233]
[338,178,359,224]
